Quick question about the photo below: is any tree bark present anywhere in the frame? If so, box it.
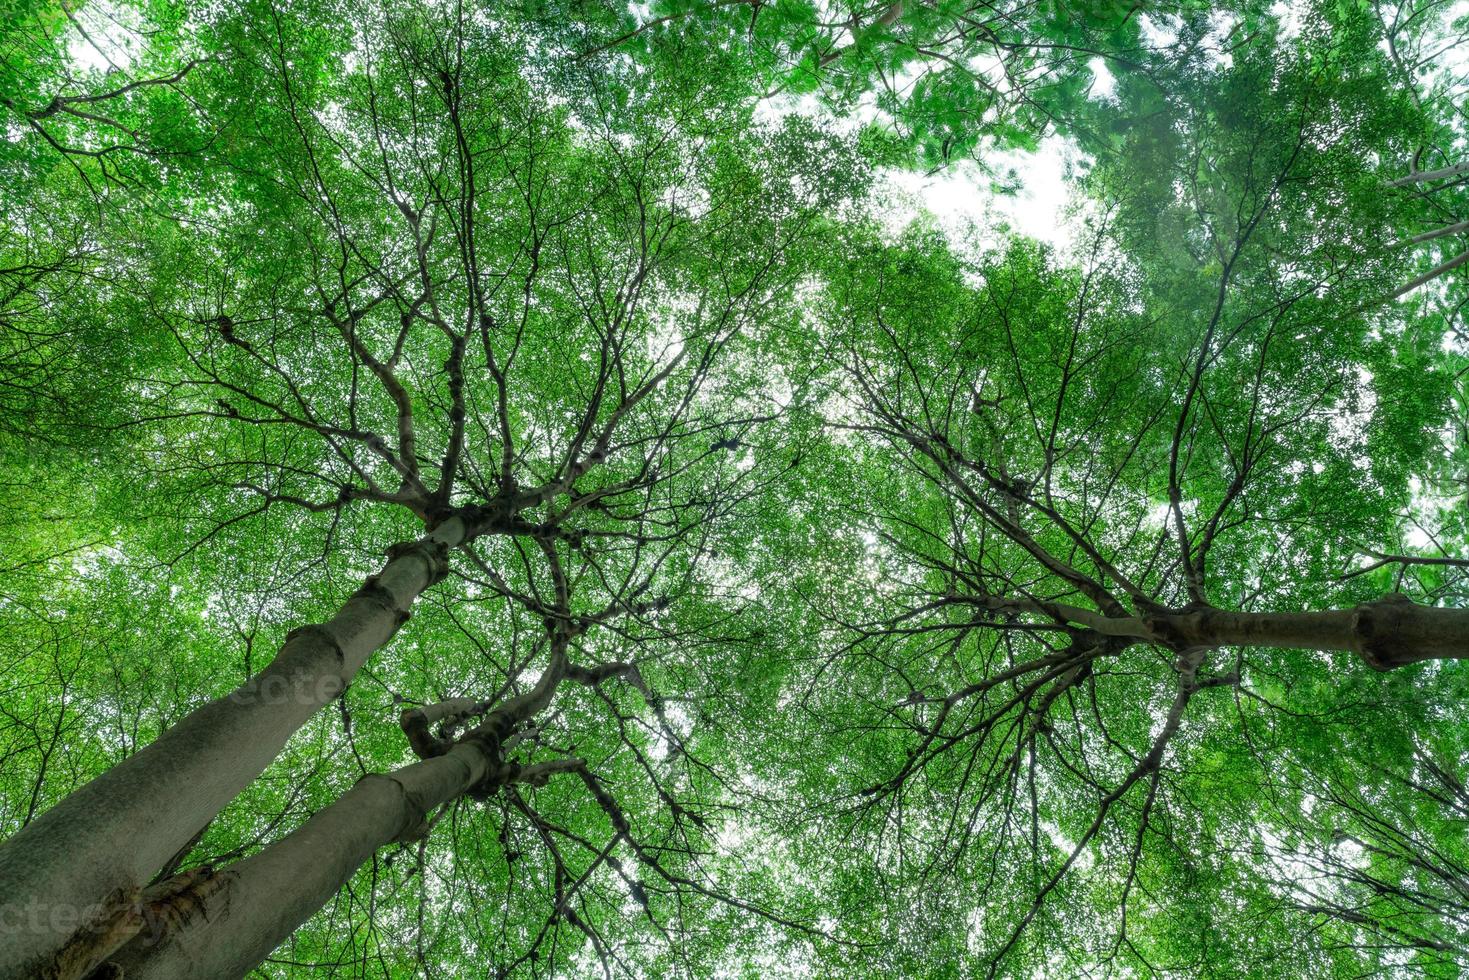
[984,593,1469,669]
[1388,161,1469,186]
[1143,594,1469,670]
[0,517,467,980]
[104,683,578,979]
[108,742,578,979]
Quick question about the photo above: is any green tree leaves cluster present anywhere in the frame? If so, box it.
[1,0,1467,976]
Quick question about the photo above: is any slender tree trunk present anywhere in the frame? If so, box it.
[1388,161,1469,185]
[0,517,467,980]
[103,671,579,980]
[108,739,579,980]
[1143,595,1469,670]
[993,593,1469,669]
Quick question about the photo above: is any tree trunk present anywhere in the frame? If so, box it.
[109,740,569,979]
[0,517,466,980]
[1144,594,1469,670]
[997,593,1469,669]
[103,704,578,979]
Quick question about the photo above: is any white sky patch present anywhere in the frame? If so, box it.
[1326,366,1375,466]
[754,64,1091,255]
[1088,57,1117,100]
[648,702,692,762]
[878,136,1082,251]
[1143,500,1173,530]
[1403,475,1462,548]
[66,0,143,74]
[754,91,870,136]
[1270,0,1304,42]
[1407,0,1469,97]
[1138,13,1181,49]
[1206,11,1242,69]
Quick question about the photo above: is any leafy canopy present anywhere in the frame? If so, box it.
[2,0,1468,976]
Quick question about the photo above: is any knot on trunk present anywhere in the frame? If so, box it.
[400,697,491,760]
[1138,601,1216,652]
[276,625,345,678]
[56,869,226,980]
[400,709,450,760]
[1352,592,1421,671]
[351,576,407,622]
[461,716,515,801]
[386,539,451,588]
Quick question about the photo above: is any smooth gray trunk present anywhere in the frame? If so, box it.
[101,646,574,978]
[1009,594,1469,669]
[0,517,466,980]
[106,701,576,979]
[1145,595,1469,670]
[110,738,518,979]
[1388,161,1469,185]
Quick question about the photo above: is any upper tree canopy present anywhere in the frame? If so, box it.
[2,0,1467,975]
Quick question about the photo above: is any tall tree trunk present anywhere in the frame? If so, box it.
[109,738,579,980]
[0,517,467,980]
[990,593,1469,669]
[101,669,578,979]
[1143,594,1469,670]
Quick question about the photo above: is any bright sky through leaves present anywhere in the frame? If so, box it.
[1,0,1469,977]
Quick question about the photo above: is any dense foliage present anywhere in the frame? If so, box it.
[1,0,1467,976]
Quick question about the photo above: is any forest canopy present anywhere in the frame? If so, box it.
[1,0,1468,977]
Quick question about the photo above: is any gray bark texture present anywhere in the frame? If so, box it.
[108,746,578,979]
[107,655,581,978]
[0,518,465,980]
